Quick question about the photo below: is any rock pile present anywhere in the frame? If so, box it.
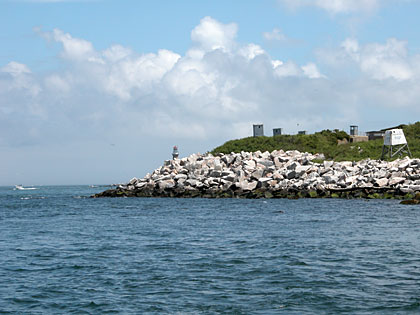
[93,150,420,199]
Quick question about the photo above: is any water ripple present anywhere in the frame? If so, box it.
[1,187,420,313]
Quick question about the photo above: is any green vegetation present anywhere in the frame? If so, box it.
[211,122,420,161]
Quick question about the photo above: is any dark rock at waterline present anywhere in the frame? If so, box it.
[400,193,420,205]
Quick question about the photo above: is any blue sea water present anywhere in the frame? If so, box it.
[0,186,420,314]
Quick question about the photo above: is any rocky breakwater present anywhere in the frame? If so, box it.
[93,150,420,199]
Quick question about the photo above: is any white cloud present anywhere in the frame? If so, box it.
[2,16,419,160]
[102,45,132,62]
[1,61,41,96]
[191,16,238,52]
[341,38,360,61]
[279,0,379,14]
[358,39,413,81]
[302,62,326,79]
[44,74,71,93]
[238,44,265,60]
[321,37,415,81]
[37,28,96,61]
[263,28,287,41]
[0,18,331,151]
[3,16,420,185]
[1,61,31,76]
[274,61,303,77]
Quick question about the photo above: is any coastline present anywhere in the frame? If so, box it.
[93,150,420,200]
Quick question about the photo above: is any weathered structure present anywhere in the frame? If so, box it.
[349,125,368,143]
[172,146,179,159]
[253,124,264,137]
[366,130,385,141]
[273,128,282,136]
[350,135,369,143]
[350,125,358,136]
[366,124,407,141]
[381,129,412,160]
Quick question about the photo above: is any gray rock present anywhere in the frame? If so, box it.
[296,165,312,174]
[221,155,234,165]
[409,185,420,192]
[286,161,300,171]
[155,175,172,182]
[323,160,334,168]
[374,178,388,187]
[286,170,297,179]
[307,172,319,180]
[257,159,274,167]
[129,177,139,185]
[237,180,258,191]
[389,177,405,186]
[398,161,410,170]
[273,157,282,168]
[158,180,175,190]
[209,170,222,177]
[251,169,264,180]
[261,151,271,159]
[258,177,273,184]
[223,174,236,182]
[400,187,414,193]
[135,182,147,189]
[174,174,188,180]
[178,168,189,175]
[340,161,353,168]
[272,171,284,180]
[186,179,198,187]
[323,175,338,184]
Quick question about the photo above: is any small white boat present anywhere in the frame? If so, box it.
[14,185,37,190]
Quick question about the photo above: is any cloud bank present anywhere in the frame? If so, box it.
[1,16,420,154]
[0,17,328,148]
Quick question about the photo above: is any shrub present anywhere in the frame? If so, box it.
[211,123,420,161]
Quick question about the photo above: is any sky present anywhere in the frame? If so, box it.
[1,0,420,186]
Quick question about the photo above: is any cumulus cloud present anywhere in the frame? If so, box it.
[279,0,379,14]
[37,28,96,61]
[3,16,420,185]
[1,61,32,76]
[0,16,332,154]
[263,28,287,41]
[1,16,419,157]
[302,62,326,79]
[1,61,41,96]
[319,37,415,81]
[354,39,413,81]
[191,16,238,52]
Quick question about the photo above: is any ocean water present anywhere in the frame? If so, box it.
[0,186,420,314]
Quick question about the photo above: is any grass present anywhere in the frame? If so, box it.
[211,122,420,161]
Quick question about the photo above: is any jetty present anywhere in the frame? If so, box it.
[93,150,420,199]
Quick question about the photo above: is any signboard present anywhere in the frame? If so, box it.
[383,129,407,146]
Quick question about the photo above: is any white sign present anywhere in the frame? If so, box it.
[383,129,407,146]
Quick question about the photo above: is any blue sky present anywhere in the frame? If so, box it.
[1,0,420,185]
